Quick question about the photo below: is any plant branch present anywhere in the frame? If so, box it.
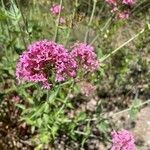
[11,0,27,49]
[86,98,150,122]
[54,0,63,42]
[112,99,150,117]
[64,0,78,46]
[14,0,31,43]
[100,28,145,62]
[84,0,97,43]
[55,80,74,117]
[90,17,112,45]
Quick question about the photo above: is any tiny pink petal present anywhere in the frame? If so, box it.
[106,0,117,6]
[122,0,135,5]
[117,10,130,19]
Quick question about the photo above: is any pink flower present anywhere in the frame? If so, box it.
[78,81,96,97]
[111,130,136,150]
[59,17,65,24]
[16,40,77,89]
[117,10,129,19]
[106,0,117,6]
[12,96,20,103]
[71,42,99,72]
[111,7,118,13]
[56,17,66,25]
[50,4,63,15]
[122,0,135,5]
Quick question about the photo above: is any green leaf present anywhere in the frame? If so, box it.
[66,102,73,109]
[75,112,87,122]
[129,107,139,119]
[30,104,45,119]
[51,125,59,139]
[68,122,76,131]
[40,134,49,144]
[44,103,49,113]
[129,98,141,119]
[23,117,35,125]
[48,86,60,103]
[96,48,104,58]
[35,144,43,150]
[43,114,49,124]
[97,120,109,133]
[15,104,25,110]
[37,118,42,127]
[0,8,8,20]
[9,0,21,21]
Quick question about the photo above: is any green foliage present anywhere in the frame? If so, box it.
[129,98,141,119]
[97,119,109,133]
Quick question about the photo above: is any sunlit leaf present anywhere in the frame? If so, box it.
[129,98,141,119]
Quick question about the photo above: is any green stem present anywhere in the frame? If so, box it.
[90,17,112,45]
[1,0,11,39]
[84,0,97,43]
[14,0,31,43]
[74,99,150,139]
[64,0,78,46]
[100,28,145,62]
[85,98,150,122]
[74,130,96,138]
[11,0,27,49]
[53,0,63,42]
[55,80,74,117]
[112,99,150,117]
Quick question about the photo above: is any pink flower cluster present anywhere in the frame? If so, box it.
[106,0,135,19]
[123,0,135,5]
[106,0,117,6]
[50,4,65,25]
[50,4,62,15]
[71,43,99,71]
[12,96,21,103]
[106,0,135,6]
[111,130,136,150]
[118,10,129,19]
[16,41,99,89]
[16,40,77,89]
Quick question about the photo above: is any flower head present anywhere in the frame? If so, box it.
[50,4,63,15]
[16,40,77,89]
[106,0,117,6]
[59,17,66,24]
[111,130,136,150]
[106,0,135,20]
[56,17,66,25]
[117,10,129,19]
[71,42,99,72]
[122,0,135,5]
[12,96,21,103]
